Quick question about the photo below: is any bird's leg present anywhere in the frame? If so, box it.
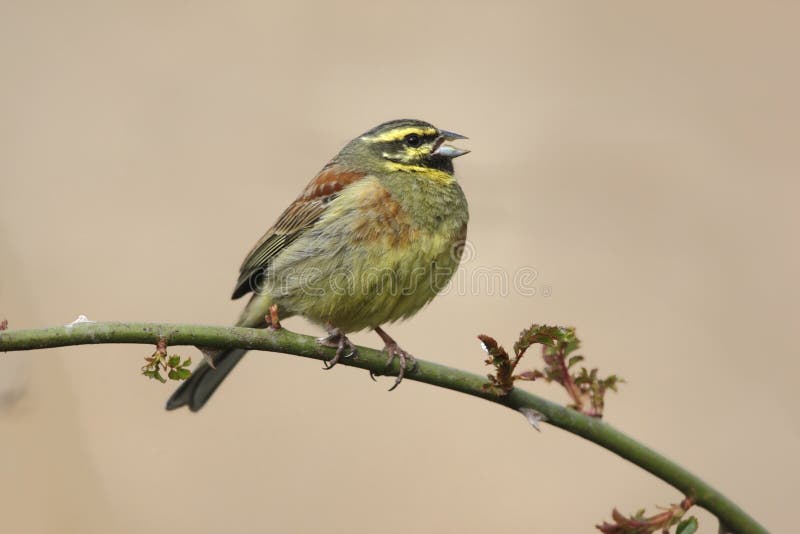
[371,326,417,391]
[264,303,282,330]
[316,324,357,370]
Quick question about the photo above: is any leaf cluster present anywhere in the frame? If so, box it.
[141,338,192,383]
[480,324,622,417]
[597,499,697,534]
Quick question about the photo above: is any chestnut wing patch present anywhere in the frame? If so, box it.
[231,165,365,299]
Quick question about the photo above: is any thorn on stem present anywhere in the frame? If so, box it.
[199,347,217,368]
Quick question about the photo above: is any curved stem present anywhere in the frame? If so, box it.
[0,322,767,533]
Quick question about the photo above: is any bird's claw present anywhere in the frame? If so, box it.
[372,343,417,391]
[316,328,357,370]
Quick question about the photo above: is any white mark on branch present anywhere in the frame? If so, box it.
[64,315,97,329]
[519,407,546,432]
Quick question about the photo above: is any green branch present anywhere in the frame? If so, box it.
[0,321,766,534]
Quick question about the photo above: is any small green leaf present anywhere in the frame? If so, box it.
[676,517,698,534]
[181,357,192,367]
[175,368,191,380]
[143,369,166,383]
[167,355,181,367]
[167,368,191,380]
[568,355,584,368]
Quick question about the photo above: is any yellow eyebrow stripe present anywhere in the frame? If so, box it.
[364,126,438,143]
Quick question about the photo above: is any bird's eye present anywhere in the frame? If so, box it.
[404,133,421,147]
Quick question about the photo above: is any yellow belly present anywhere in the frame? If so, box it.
[275,230,461,332]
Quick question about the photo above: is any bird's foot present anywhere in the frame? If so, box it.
[370,326,417,391]
[317,327,357,370]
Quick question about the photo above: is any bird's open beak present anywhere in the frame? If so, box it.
[433,130,470,158]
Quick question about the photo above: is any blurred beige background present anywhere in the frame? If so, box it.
[1,2,798,533]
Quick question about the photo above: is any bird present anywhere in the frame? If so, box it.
[166,119,470,411]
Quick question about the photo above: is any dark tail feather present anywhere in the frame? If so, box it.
[165,348,247,412]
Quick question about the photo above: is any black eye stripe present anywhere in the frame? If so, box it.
[392,133,438,146]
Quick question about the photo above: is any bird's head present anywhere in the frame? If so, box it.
[341,119,469,174]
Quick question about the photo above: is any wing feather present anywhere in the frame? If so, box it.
[231,164,365,299]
